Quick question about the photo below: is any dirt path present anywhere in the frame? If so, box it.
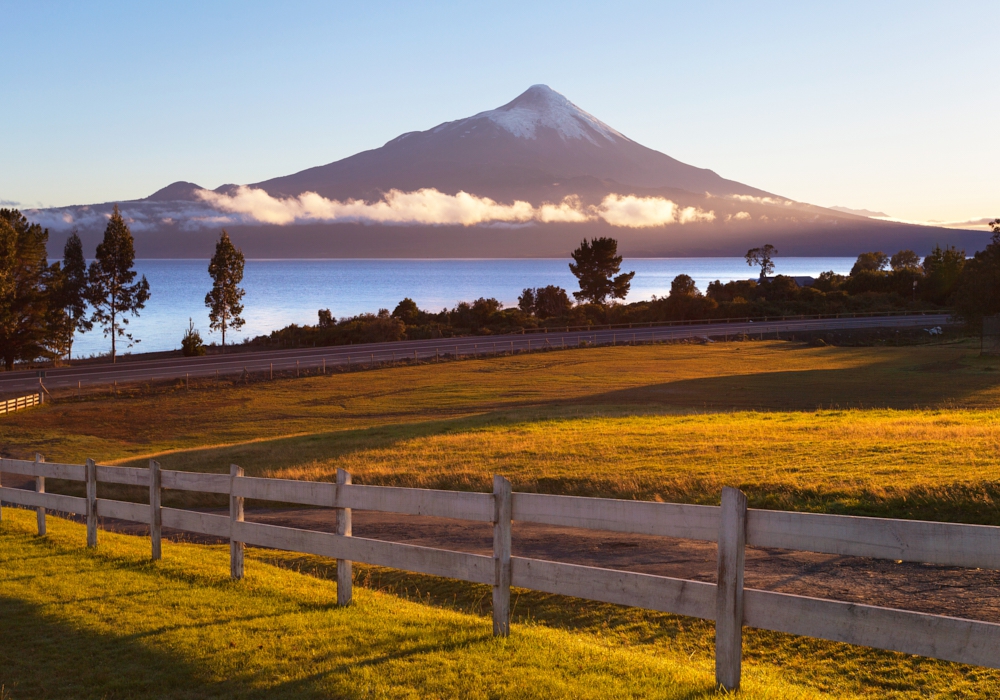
[9,483,994,624]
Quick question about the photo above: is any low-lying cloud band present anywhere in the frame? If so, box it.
[197,187,716,228]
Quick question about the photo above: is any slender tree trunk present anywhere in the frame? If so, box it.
[111,305,117,363]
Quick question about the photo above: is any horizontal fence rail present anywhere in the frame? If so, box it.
[1,457,998,689]
[0,392,42,416]
[512,492,720,540]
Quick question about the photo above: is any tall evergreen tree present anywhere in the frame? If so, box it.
[0,209,59,370]
[205,230,245,348]
[87,205,150,362]
[569,237,634,305]
[59,231,92,359]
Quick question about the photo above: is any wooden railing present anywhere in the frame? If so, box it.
[2,457,999,690]
[0,392,42,416]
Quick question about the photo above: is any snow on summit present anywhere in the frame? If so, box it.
[469,85,625,144]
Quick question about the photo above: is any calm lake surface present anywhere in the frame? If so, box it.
[70,258,855,357]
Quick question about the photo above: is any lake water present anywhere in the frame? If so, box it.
[69,257,855,357]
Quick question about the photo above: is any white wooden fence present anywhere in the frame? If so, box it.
[0,392,42,416]
[2,457,1000,690]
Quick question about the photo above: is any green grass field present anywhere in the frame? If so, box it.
[0,508,835,699]
[3,338,1000,697]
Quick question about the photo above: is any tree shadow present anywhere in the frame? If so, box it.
[0,595,231,699]
[573,360,1000,411]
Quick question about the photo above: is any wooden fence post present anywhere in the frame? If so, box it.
[0,461,3,522]
[150,460,162,561]
[715,486,748,691]
[86,458,97,547]
[492,475,512,637]
[336,468,353,606]
[230,464,244,579]
[35,453,45,535]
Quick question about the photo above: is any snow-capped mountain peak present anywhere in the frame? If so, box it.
[468,84,625,145]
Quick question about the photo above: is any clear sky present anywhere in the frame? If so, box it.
[1,1,996,227]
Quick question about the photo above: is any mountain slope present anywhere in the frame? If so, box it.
[251,85,768,203]
[27,84,988,258]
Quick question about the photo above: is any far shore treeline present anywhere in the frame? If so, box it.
[2,206,1000,368]
[249,224,1000,352]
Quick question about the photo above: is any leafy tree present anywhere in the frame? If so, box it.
[87,205,150,362]
[745,245,777,280]
[471,297,503,327]
[953,220,1000,329]
[890,250,921,271]
[517,288,535,314]
[533,286,572,318]
[58,231,92,359]
[317,309,334,328]
[181,318,206,356]
[518,286,572,318]
[569,237,635,305]
[391,298,421,325]
[812,270,845,293]
[205,230,245,348]
[662,274,716,320]
[669,274,699,297]
[921,244,965,304]
[850,251,889,275]
[0,209,60,369]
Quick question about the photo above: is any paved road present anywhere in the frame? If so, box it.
[0,313,951,395]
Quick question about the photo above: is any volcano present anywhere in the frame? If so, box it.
[247,84,769,203]
[30,85,987,258]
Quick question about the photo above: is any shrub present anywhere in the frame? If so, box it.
[181,318,206,356]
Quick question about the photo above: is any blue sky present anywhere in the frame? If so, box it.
[1,1,996,226]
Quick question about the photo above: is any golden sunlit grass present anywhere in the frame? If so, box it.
[4,339,1000,697]
[4,339,1000,468]
[4,339,996,521]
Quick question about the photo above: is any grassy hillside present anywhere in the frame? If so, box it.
[3,339,999,522]
[0,508,831,700]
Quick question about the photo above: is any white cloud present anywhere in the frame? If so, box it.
[596,194,677,227]
[678,206,716,224]
[198,186,540,226]
[537,196,591,223]
[199,187,720,229]
[594,194,714,228]
[27,187,729,232]
[725,194,795,206]
[871,215,997,231]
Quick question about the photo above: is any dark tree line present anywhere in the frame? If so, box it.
[0,206,149,369]
[953,220,1000,329]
